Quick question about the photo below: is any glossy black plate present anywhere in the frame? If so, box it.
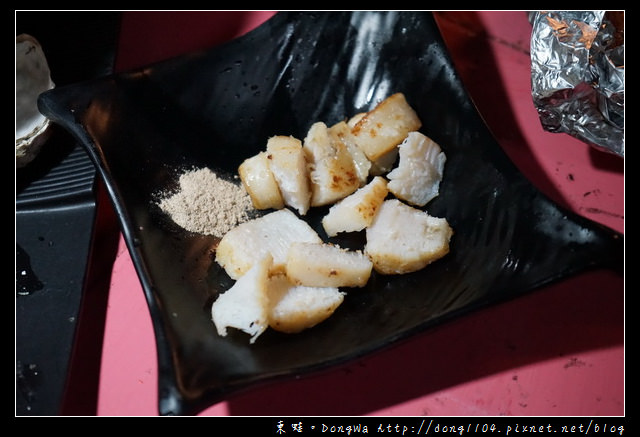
[38,11,623,416]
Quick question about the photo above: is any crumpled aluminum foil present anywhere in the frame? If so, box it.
[530,11,624,157]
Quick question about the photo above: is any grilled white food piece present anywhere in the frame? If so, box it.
[286,242,373,288]
[365,199,453,275]
[303,122,360,207]
[345,111,399,176]
[211,254,272,344]
[267,273,345,334]
[265,135,311,215]
[387,131,446,207]
[238,151,285,210]
[328,120,371,186]
[346,112,365,129]
[322,176,389,237]
[215,208,322,280]
[350,93,422,161]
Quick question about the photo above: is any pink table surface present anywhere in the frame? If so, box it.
[61,11,624,417]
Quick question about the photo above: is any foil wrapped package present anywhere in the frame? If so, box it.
[530,11,624,157]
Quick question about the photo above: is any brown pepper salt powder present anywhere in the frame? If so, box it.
[158,167,254,238]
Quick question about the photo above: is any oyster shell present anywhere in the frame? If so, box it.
[16,34,55,168]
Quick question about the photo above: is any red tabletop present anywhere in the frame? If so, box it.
[64,11,624,417]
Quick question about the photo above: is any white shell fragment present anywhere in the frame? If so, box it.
[16,34,55,168]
